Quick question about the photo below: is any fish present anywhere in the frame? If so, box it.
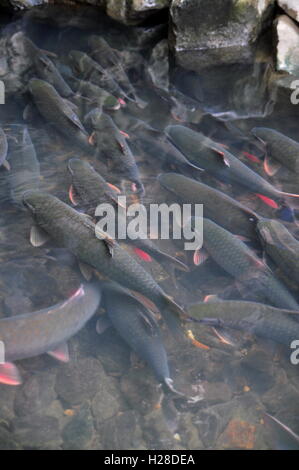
[67,158,188,272]
[88,36,147,108]
[70,77,120,111]
[166,125,299,204]
[34,52,73,98]
[23,191,187,334]
[0,127,9,169]
[257,218,299,283]
[87,110,144,195]
[188,299,299,347]
[8,127,40,206]
[264,414,299,450]
[252,127,299,175]
[29,78,91,151]
[67,157,121,209]
[0,283,101,385]
[158,173,260,240]
[194,217,299,310]
[102,282,176,391]
[68,50,128,102]
[131,121,202,173]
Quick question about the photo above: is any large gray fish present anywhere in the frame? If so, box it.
[67,158,188,272]
[9,127,40,206]
[158,173,259,240]
[68,50,128,103]
[88,36,147,108]
[0,127,8,169]
[0,283,101,385]
[102,282,175,390]
[34,52,73,98]
[87,110,144,195]
[23,191,187,334]
[70,77,120,111]
[166,125,299,205]
[189,299,299,347]
[28,78,91,151]
[257,218,299,283]
[252,127,299,175]
[131,121,202,173]
[195,217,299,310]
[67,157,121,209]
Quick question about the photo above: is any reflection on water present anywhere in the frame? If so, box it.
[0,5,298,451]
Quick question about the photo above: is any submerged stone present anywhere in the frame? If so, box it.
[170,0,275,71]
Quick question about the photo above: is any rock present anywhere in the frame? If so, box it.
[143,407,179,449]
[201,381,233,405]
[148,39,169,92]
[120,367,161,415]
[62,402,95,450]
[0,385,17,421]
[0,426,22,450]
[55,357,103,406]
[14,371,57,417]
[217,419,256,449]
[106,0,169,25]
[98,410,146,450]
[278,0,299,23]
[170,0,275,71]
[91,374,124,427]
[275,15,299,76]
[11,415,62,449]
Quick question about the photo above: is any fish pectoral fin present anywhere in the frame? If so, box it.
[186,329,210,350]
[94,227,115,257]
[193,247,209,266]
[96,315,112,335]
[78,261,94,281]
[211,326,236,346]
[136,306,159,336]
[30,225,50,247]
[47,343,69,362]
[0,363,22,386]
[210,146,231,167]
[264,154,281,177]
[69,184,80,206]
[203,294,220,303]
[2,160,10,171]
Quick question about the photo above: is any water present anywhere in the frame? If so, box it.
[0,4,298,450]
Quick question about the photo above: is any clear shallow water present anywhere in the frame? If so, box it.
[0,5,298,450]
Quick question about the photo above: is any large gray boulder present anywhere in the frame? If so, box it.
[275,14,299,76]
[278,0,299,23]
[170,0,275,72]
